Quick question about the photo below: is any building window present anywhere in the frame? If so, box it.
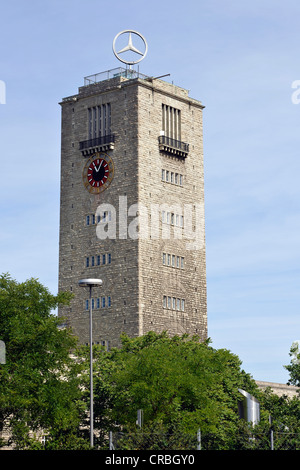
[161,210,184,228]
[162,252,184,270]
[102,297,106,308]
[161,168,184,187]
[88,104,111,140]
[162,104,181,141]
[86,257,89,268]
[107,296,111,307]
[162,295,186,312]
[86,300,89,310]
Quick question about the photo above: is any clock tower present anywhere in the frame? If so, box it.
[58,32,207,347]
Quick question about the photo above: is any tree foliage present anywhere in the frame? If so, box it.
[0,273,87,449]
[91,331,259,449]
[2,273,300,450]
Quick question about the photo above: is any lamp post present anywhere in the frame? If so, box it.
[78,278,102,448]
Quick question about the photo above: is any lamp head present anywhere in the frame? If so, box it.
[78,278,102,288]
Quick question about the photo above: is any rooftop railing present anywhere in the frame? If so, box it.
[84,67,150,86]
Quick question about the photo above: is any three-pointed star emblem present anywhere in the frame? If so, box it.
[113,30,148,65]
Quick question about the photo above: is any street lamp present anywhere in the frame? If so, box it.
[78,278,102,448]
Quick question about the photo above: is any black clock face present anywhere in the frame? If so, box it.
[83,153,114,194]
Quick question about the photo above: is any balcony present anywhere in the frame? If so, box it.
[79,135,115,156]
[158,135,189,158]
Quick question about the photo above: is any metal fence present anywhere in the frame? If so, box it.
[108,430,300,451]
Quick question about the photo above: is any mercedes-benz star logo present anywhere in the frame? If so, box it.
[113,30,148,66]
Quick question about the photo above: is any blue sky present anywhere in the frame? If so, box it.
[1,0,300,384]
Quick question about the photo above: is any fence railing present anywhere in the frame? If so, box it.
[107,430,300,451]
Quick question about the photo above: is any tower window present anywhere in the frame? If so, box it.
[88,103,111,140]
[162,104,181,141]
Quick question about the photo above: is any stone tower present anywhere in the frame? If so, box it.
[58,65,207,347]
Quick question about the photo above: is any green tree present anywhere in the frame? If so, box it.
[91,331,260,450]
[0,273,87,449]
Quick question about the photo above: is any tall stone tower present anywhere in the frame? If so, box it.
[58,32,207,347]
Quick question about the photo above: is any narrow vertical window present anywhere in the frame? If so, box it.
[97,255,100,266]
[103,105,107,136]
[91,256,95,267]
[102,297,106,308]
[108,296,111,307]
[108,253,111,264]
[88,108,92,140]
[107,103,111,134]
[86,215,90,226]
[86,257,89,268]
[98,105,102,137]
[93,107,97,138]
[163,295,167,308]
[181,299,185,311]
[102,254,106,265]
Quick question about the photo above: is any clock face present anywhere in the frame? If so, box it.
[82,153,114,194]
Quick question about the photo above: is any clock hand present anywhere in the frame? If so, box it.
[95,160,104,172]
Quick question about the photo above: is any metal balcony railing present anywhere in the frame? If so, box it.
[79,134,115,151]
[158,135,189,157]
